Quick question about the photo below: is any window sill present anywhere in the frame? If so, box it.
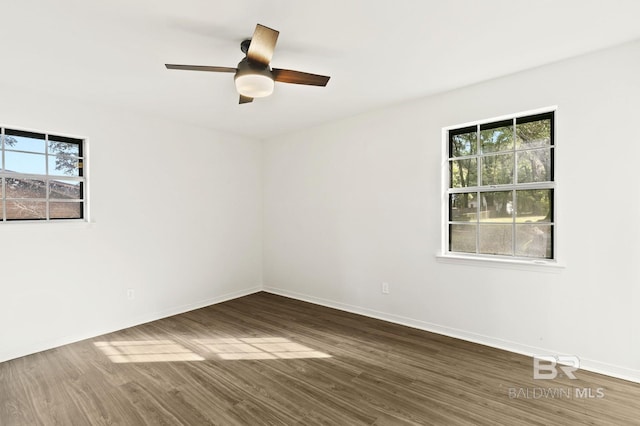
[436,253,565,272]
[0,219,95,228]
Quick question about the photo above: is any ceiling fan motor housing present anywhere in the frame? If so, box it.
[234,58,274,98]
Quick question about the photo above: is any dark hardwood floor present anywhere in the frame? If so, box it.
[1,292,639,425]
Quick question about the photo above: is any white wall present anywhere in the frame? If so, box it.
[263,40,640,382]
[0,85,263,362]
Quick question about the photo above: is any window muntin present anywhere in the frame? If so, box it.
[1,127,85,221]
[446,111,554,260]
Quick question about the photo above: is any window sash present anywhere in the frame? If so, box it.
[1,127,86,222]
[445,111,555,260]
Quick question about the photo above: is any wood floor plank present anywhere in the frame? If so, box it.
[1,292,640,425]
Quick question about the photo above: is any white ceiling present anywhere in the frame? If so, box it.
[3,0,640,139]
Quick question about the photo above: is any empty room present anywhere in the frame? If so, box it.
[1,1,640,425]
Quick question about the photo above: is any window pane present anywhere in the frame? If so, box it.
[481,123,513,153]
[5,178,46,198]
[450,130,477,157]
[517,149,552,183]
[48,140,81,157]
[447,112,554,260]
[516,224,552,258]
[49,180,82,199]
[516,117,551,148]
[516,189,553,223]
[0,129,85,223]
[479,191,513,222]
[3,134,45,153]
[449,224,476,253]
[49,201,83,219]
[479,224,512,255]
[48,155,81,177]
[5,151,47,175]
[6,200,46,220]
[450,159,477,188]
[450,192,477,221]
[481,153,513,185]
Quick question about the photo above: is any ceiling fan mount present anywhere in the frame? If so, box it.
[240,39,251,55]
[166,24,331,105]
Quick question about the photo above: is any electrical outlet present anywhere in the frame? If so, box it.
[382,282,390,294]
[127,289,135,300]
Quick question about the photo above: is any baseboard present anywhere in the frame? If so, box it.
[0,285,262,363]
[129,285,263,330]
[263,286,640,384]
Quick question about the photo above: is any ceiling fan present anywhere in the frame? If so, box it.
[165,24,331,104]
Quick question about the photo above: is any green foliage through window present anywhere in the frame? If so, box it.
[447,111,554,259]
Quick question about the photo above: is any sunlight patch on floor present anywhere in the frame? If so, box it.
[94,340,205,363]
[194,337,332,360]
[94,337,331,363]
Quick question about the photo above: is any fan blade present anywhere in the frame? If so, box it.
[165,64,237,73]
[272,68,330,86]
[239,95,254,104]
[246,24,279,66]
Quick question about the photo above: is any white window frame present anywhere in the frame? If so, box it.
[439,106,560,268]
[0,125,88,223]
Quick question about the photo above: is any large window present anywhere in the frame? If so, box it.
[446,111,554,259]
[1,127,85,221]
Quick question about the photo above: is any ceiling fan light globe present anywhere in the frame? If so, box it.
[235,73,274,98]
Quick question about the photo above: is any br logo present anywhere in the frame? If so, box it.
[533,355,580,380]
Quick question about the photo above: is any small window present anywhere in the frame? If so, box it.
[446,111,554,259]
[1,128,86,221]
